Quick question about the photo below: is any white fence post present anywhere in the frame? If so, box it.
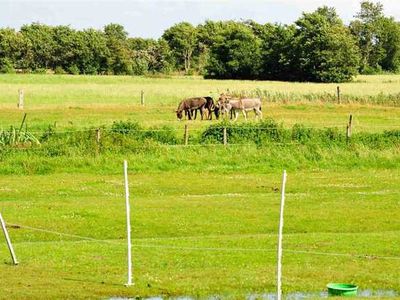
[0,213,19,265]
[277,170,287,300]
[124,160,133,286]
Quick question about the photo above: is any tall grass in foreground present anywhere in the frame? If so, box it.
[0,119,399,175]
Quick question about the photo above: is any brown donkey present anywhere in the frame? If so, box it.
[176,97,207,120]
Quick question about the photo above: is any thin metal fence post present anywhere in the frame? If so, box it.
[123,160,133,286]
[277,170,287,300]
[0,213,18,265]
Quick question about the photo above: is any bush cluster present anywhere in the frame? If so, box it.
[201,119,399,149]
[1,120,398,157]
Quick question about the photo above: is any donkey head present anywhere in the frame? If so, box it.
[176,110,183,120]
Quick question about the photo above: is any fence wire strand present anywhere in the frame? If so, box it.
[4,123,400,136]
[7,222,400,261]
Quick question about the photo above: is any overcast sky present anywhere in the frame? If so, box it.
[1,0,399,39]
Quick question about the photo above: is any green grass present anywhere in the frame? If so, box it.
[0,74,399,132]
[0,167,399,299]
[0,74,399,299]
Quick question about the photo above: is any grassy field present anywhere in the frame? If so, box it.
[0,74,399,299]
[0,74,399,132]
[0,165,399,299]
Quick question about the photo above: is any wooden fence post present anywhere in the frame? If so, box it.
[18,89,24,109]
[346,114,353,140]
[140,90,145,106]
[95,128,101,155]
[184,124,189,146]
[96,128,101,144]
[336,86,340,104]
[223,127,227,146]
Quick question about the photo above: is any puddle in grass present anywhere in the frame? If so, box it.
[248,290,399,299]
[110,289,399,299]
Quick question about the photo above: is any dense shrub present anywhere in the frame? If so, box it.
[354,130,400,149]
[32,68,47,74]
[201,119,399,148]
[111,120,144,136]
[0,58,15,73]
[54,66,66,74]
[1,120,399,159]
[68,65,80,75]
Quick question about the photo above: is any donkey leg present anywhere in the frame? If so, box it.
[242,110,247,121]
[254,108,259,120]
[202,107,207,120]
[234,110,239,121]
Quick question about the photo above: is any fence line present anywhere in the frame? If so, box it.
[158,142,301,148]
[6,222,400,260]
[7,223,120,245]
[0,142,305,152]
[24,126,350,135]
[4,124,400,136]
[4,138,400,152]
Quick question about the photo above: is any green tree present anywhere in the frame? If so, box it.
[378,18,400,72]
[162,22,198,74]
[259,23,296,80]
[196,21,225,75]
[197,20,226,47]
[127,38,173,74]
[127,37,156,51]
[20,23,56,70]
[52,25,78,72]
[205,21,262,79]
[350,1,400,73]
[0,28,31,72]
[79,29,109,74]
[104,23,132,75]
[292,7,360,82]
[147,39,173,73]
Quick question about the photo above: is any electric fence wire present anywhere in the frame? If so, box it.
[7,222,400,261]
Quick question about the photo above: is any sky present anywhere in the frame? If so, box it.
[1,0,399,39]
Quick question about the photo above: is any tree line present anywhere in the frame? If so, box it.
[0,1,399,82]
